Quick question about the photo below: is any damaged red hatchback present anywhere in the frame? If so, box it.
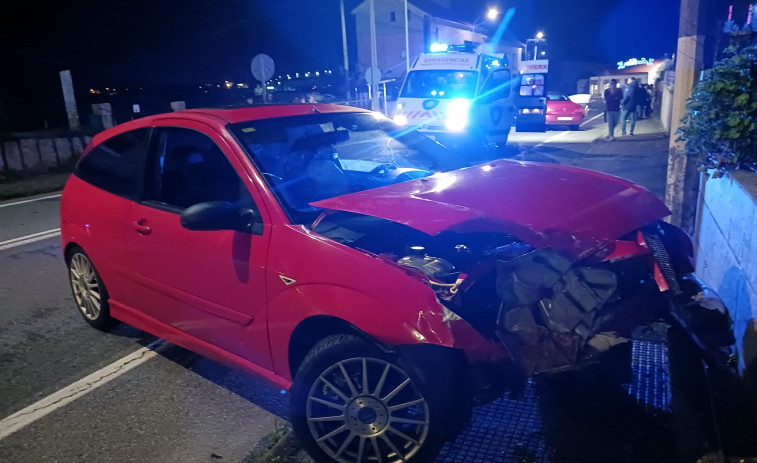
[61,105,735,463]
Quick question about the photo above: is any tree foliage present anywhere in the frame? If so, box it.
[677,45,757,170]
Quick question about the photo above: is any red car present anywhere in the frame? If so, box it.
[546,92,585,130]
[61,104,733,463]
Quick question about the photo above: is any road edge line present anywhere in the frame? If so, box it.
[0,340,162,441]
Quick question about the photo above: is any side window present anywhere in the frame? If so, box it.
[74,128,149,199]
[482,69,512,98]
[143,127,251,210]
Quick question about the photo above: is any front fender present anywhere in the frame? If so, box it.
[266,283,457,379]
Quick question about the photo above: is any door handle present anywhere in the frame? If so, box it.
[132,220,152,235]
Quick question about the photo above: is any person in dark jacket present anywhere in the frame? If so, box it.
[621,77,639,136]
[603,79,622,140]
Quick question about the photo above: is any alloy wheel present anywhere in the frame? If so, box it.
[306,357,430,463]
[69,253,101,320]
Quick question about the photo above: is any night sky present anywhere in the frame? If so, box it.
[1,0,684,130]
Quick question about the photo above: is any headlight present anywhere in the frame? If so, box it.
[393,114,408,126]
[445,98,470,132]
[520,108,543,115]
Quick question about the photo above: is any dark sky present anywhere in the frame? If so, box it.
[0,0,686,129]
[2,0,682,85]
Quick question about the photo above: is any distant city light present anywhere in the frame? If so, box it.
[315,71,319,76]
[541,51,546,56]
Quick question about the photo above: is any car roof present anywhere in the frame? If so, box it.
[89,104,370,148]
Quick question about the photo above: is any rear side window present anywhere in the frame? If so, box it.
[75,128,149,199]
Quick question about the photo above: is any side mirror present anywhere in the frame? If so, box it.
[180,201,262,234]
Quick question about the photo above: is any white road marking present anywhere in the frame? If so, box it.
[0,228,61,251]
[0,193,62,208]
[531,112,607,149]
[0,340,163,441]
[580,112,604,127]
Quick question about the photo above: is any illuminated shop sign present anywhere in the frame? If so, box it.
[617,57,655,70]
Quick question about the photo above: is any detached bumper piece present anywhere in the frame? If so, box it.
[495,249,621,374]
[669,274,737,369]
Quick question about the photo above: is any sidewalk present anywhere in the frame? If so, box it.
[0,172,70,201]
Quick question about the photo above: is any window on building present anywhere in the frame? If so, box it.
[390,11,396,22]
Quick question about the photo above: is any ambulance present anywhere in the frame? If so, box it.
[392,43,517,149]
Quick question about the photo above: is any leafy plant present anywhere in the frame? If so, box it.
[677,45,757,171]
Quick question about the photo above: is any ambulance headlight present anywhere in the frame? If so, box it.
[393,114,408,126]
[445,98,470,132]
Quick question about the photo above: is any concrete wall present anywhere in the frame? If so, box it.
[0,133,92,174]
[694,170,757,379]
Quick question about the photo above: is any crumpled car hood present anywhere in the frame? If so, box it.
[311,160,671,258]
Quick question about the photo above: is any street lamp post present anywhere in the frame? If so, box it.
[526,31,545,60]
[471,8,499,33]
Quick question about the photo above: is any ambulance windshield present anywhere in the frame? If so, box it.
[400,70,478,99]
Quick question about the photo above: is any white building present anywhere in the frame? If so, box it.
[351,0,523,82]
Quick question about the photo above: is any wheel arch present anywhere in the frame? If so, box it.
[287,315,383,379]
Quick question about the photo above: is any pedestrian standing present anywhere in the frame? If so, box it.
[603,79,622,140]
[621,77,638,136]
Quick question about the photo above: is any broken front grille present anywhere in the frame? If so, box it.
[642,231,682,295]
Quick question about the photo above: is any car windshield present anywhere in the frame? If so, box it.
[229,112,470,224]
[400,70,478,99]
[546,93,569,101]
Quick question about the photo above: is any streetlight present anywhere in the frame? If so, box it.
[471,8,499,32]
[526,31,545,60]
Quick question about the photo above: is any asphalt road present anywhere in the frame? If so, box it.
[0,116,671,463]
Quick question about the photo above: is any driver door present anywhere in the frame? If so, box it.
[472,69,516,143]
[121,121,272,368]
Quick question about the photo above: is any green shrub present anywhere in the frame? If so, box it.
[677,45,757,171]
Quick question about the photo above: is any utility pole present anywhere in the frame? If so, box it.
[369,0,379,111]
[665,0,715,232]
[340,0,350,99]
[404,0,410,74]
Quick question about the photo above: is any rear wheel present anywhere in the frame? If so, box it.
[290,335,454,463]
[66,246,114,330]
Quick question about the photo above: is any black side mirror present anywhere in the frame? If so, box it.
[180,201,262,234]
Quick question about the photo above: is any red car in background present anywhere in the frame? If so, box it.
[546,92,585,130]
[61,104,734,463]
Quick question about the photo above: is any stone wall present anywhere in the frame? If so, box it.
[694,170,757,382]
[0,132,93,174]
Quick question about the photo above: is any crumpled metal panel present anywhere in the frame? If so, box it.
[495,249,618,373]
[312,160,670,258]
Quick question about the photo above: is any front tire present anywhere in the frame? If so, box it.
[290,335,452,463]
[66,246,114,331]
